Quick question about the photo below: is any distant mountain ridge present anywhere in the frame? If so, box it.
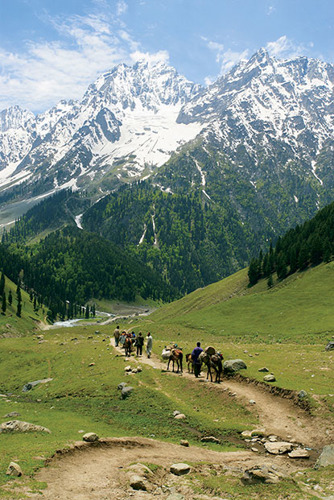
[0,49,333,214]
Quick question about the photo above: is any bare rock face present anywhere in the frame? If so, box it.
[6,462,23,477]
[83,432,99,442]
[0,420,51,434]
[170,463,191,476]
[241,465,286,484]
[264,441,293,455]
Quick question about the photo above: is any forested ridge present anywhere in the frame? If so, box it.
[0,224,176,321]
[248,200,334,286]
[82,181,253,294]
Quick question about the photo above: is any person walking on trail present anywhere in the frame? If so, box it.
[146,332,153,358]
[136,332,144,356]
[191,342,203,378]
[113,325,120,347]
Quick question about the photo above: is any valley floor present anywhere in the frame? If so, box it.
[17,346,334,500]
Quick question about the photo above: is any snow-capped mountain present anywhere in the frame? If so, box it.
[0,61,202,202]
[179,48,334,170]
[0,49,334,223]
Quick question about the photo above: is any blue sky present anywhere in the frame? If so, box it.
[0,0,333,113]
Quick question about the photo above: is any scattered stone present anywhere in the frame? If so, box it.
[166,494,184,500]
[180,440,189,447]
[174,413,186,420]
[173,410,181,416]
[4,412,20,418]
[241,430,252,438]
[315,445,334,468]
[249,400,256,405]
[251,429,265,437]
[137,366,143,372]
[129,475,147,490]
[6,462,22,477]
[263,374,276,382]
[88,363,95,367]
[201,436,220,444]
[22,378,53,392]
[0,420,51,434]
[251,447,259,452]
[83,432,99,442]
[241,465,286,485]
[117,382,127,390]
[264,441,293,455]
[121,386,134,399]
[268,435,278,442]
[131,369,138,374]
[170,463,191,476]
[288,448,310,459]
[124,366,132,372]
[298,390,308,400]
[223,359,247,374]
[258,367,269,372]
[325,341,334,351]
[94,331,100,335]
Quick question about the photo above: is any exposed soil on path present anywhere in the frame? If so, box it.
[23,344,333,499]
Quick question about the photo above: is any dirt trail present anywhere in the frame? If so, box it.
[126,346,333,448]
[27,437,312,500]
[23,344,333,499]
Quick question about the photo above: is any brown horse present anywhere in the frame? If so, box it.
[199,351,223,383]
[185,353,193,373]
[124,336,133,356]
[167,348,183,373]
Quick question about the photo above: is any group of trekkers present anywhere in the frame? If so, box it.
[113,325,153,358]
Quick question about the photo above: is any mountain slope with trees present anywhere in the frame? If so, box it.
[248,199,334,286]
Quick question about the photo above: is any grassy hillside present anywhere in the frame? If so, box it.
[0,275,45,337]
[146,262,334,342]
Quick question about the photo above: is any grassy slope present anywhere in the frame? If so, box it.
[150,262,334,341]
[0,277,45,337]
[0,264,333,498]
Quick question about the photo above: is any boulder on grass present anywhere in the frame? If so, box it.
[263,374,276,382]
[6,462,22,477]
[0,420,51,434]
[83,432,99,442]
[223,359,247,374]
[121,386,134,399]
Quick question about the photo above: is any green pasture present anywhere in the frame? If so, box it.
[0,327,255,495]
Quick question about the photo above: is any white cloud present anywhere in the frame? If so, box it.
[202,36,249,79]
[266,35,309,59]
[117,0,128,16]
[0,5,163,113]
[130,50,169,66]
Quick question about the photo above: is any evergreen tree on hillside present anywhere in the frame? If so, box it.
[16,281,22,317]
[0,272,5,296]
[8,290,12,306]
[2,292,6,314]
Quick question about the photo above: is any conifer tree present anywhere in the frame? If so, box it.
[267,274,273,288]
[85,305,90,319]
[8,290,12,306]
[2,292,6,314]
[0,272,5,296]
[16,280,22,317]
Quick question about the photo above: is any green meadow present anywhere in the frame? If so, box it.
[0,262,333,498]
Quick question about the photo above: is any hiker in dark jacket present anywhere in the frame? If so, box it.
[191,342,203,378]
[136,332,144,356]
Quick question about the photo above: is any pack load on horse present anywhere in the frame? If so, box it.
[162,345,183,373]
[199,346,224,383]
